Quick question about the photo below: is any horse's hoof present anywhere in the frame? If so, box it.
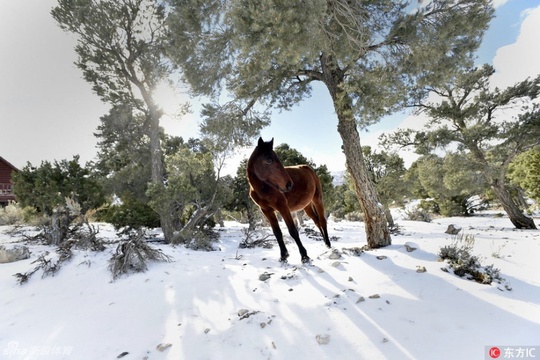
[301,256,311,264]
[279,257,289,264]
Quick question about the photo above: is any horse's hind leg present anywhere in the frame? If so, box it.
[304,202,331,248]
[262,209,289,262]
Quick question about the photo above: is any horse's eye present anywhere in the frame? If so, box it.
[265,159,273,165]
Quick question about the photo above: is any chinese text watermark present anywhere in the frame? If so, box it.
[2,341,73,358]
[487,346,538,359]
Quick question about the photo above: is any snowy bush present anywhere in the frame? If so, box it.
[0,202,25,225]
[439,233,510,289]
[109,230,171,280]
[186,229,220,251]
[403,206,432,222]
[344,211,364,222]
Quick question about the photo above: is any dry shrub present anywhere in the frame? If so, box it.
[109,230,171,280]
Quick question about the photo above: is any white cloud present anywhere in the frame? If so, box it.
[491,5,540,88]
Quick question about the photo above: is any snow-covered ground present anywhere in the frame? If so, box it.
[1,213,539,360]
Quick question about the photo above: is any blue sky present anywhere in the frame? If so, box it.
[1,0,539,175]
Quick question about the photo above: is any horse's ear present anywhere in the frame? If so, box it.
[258,137,264,147]
[269,138,274,148]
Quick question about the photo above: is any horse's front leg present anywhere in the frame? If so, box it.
[279,210,310,263]
[262,209,289,263]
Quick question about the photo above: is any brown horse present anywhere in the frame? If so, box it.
[247,137,331,263]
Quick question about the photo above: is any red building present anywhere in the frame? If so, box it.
[0,156,19,206]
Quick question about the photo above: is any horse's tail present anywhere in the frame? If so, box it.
[311,166,324,200]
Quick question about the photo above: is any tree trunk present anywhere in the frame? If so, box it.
[491,182,537,229]
[146,103,177,242]
[337,116,392,247]
[320,53,391,248]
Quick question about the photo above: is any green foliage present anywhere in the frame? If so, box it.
[12,156,105,216]
[146,145,226,243]
[164,148,217,213]
[406,154,487,216]
[99,194,160,231]
[167,0,492,125]
[362,146,408,207]
[329,173,363,219]
[508,147,540,205]
[200,101,271,150]
[93,105,190,231]
[94,105,150,174]
[224,160,258,222]
[94,105,154,202]
[274,144,312,166]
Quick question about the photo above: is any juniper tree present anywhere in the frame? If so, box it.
[52,0,178,239]
[362,147,408,226]
[382,65,540,228]
[165,0,493,248]
[407,154,488,216]
[508,147,540,207]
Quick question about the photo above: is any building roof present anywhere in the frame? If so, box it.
[0,156,19,172]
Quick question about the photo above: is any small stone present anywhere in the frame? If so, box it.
[369,294,380,299]
[260,322,267,329]
[331,261,341,267]
[117,352,129,359]
[0,244,30,263]
[404,244,417,252]
[416,266,427,273]
[328,249,342,260]
[348,276,354,282]
[317,267,325,273]
[204,328,210,334]
[376,256,387,260]
[445,224,462,235]
[156,343,172,352]
[342,247,364,256]
[356,296,366,303]
[316,334,331,345]
[238,309,259,320]
[259,272,273,281]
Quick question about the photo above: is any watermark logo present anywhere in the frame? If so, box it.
[486,346,538,359]
[489,347,501,359]
[2,341,73,358]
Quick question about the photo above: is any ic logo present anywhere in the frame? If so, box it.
[489,347,501,359]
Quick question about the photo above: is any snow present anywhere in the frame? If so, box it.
[1,213,539,360]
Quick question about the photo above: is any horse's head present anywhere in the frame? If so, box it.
[248,137,293,193]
